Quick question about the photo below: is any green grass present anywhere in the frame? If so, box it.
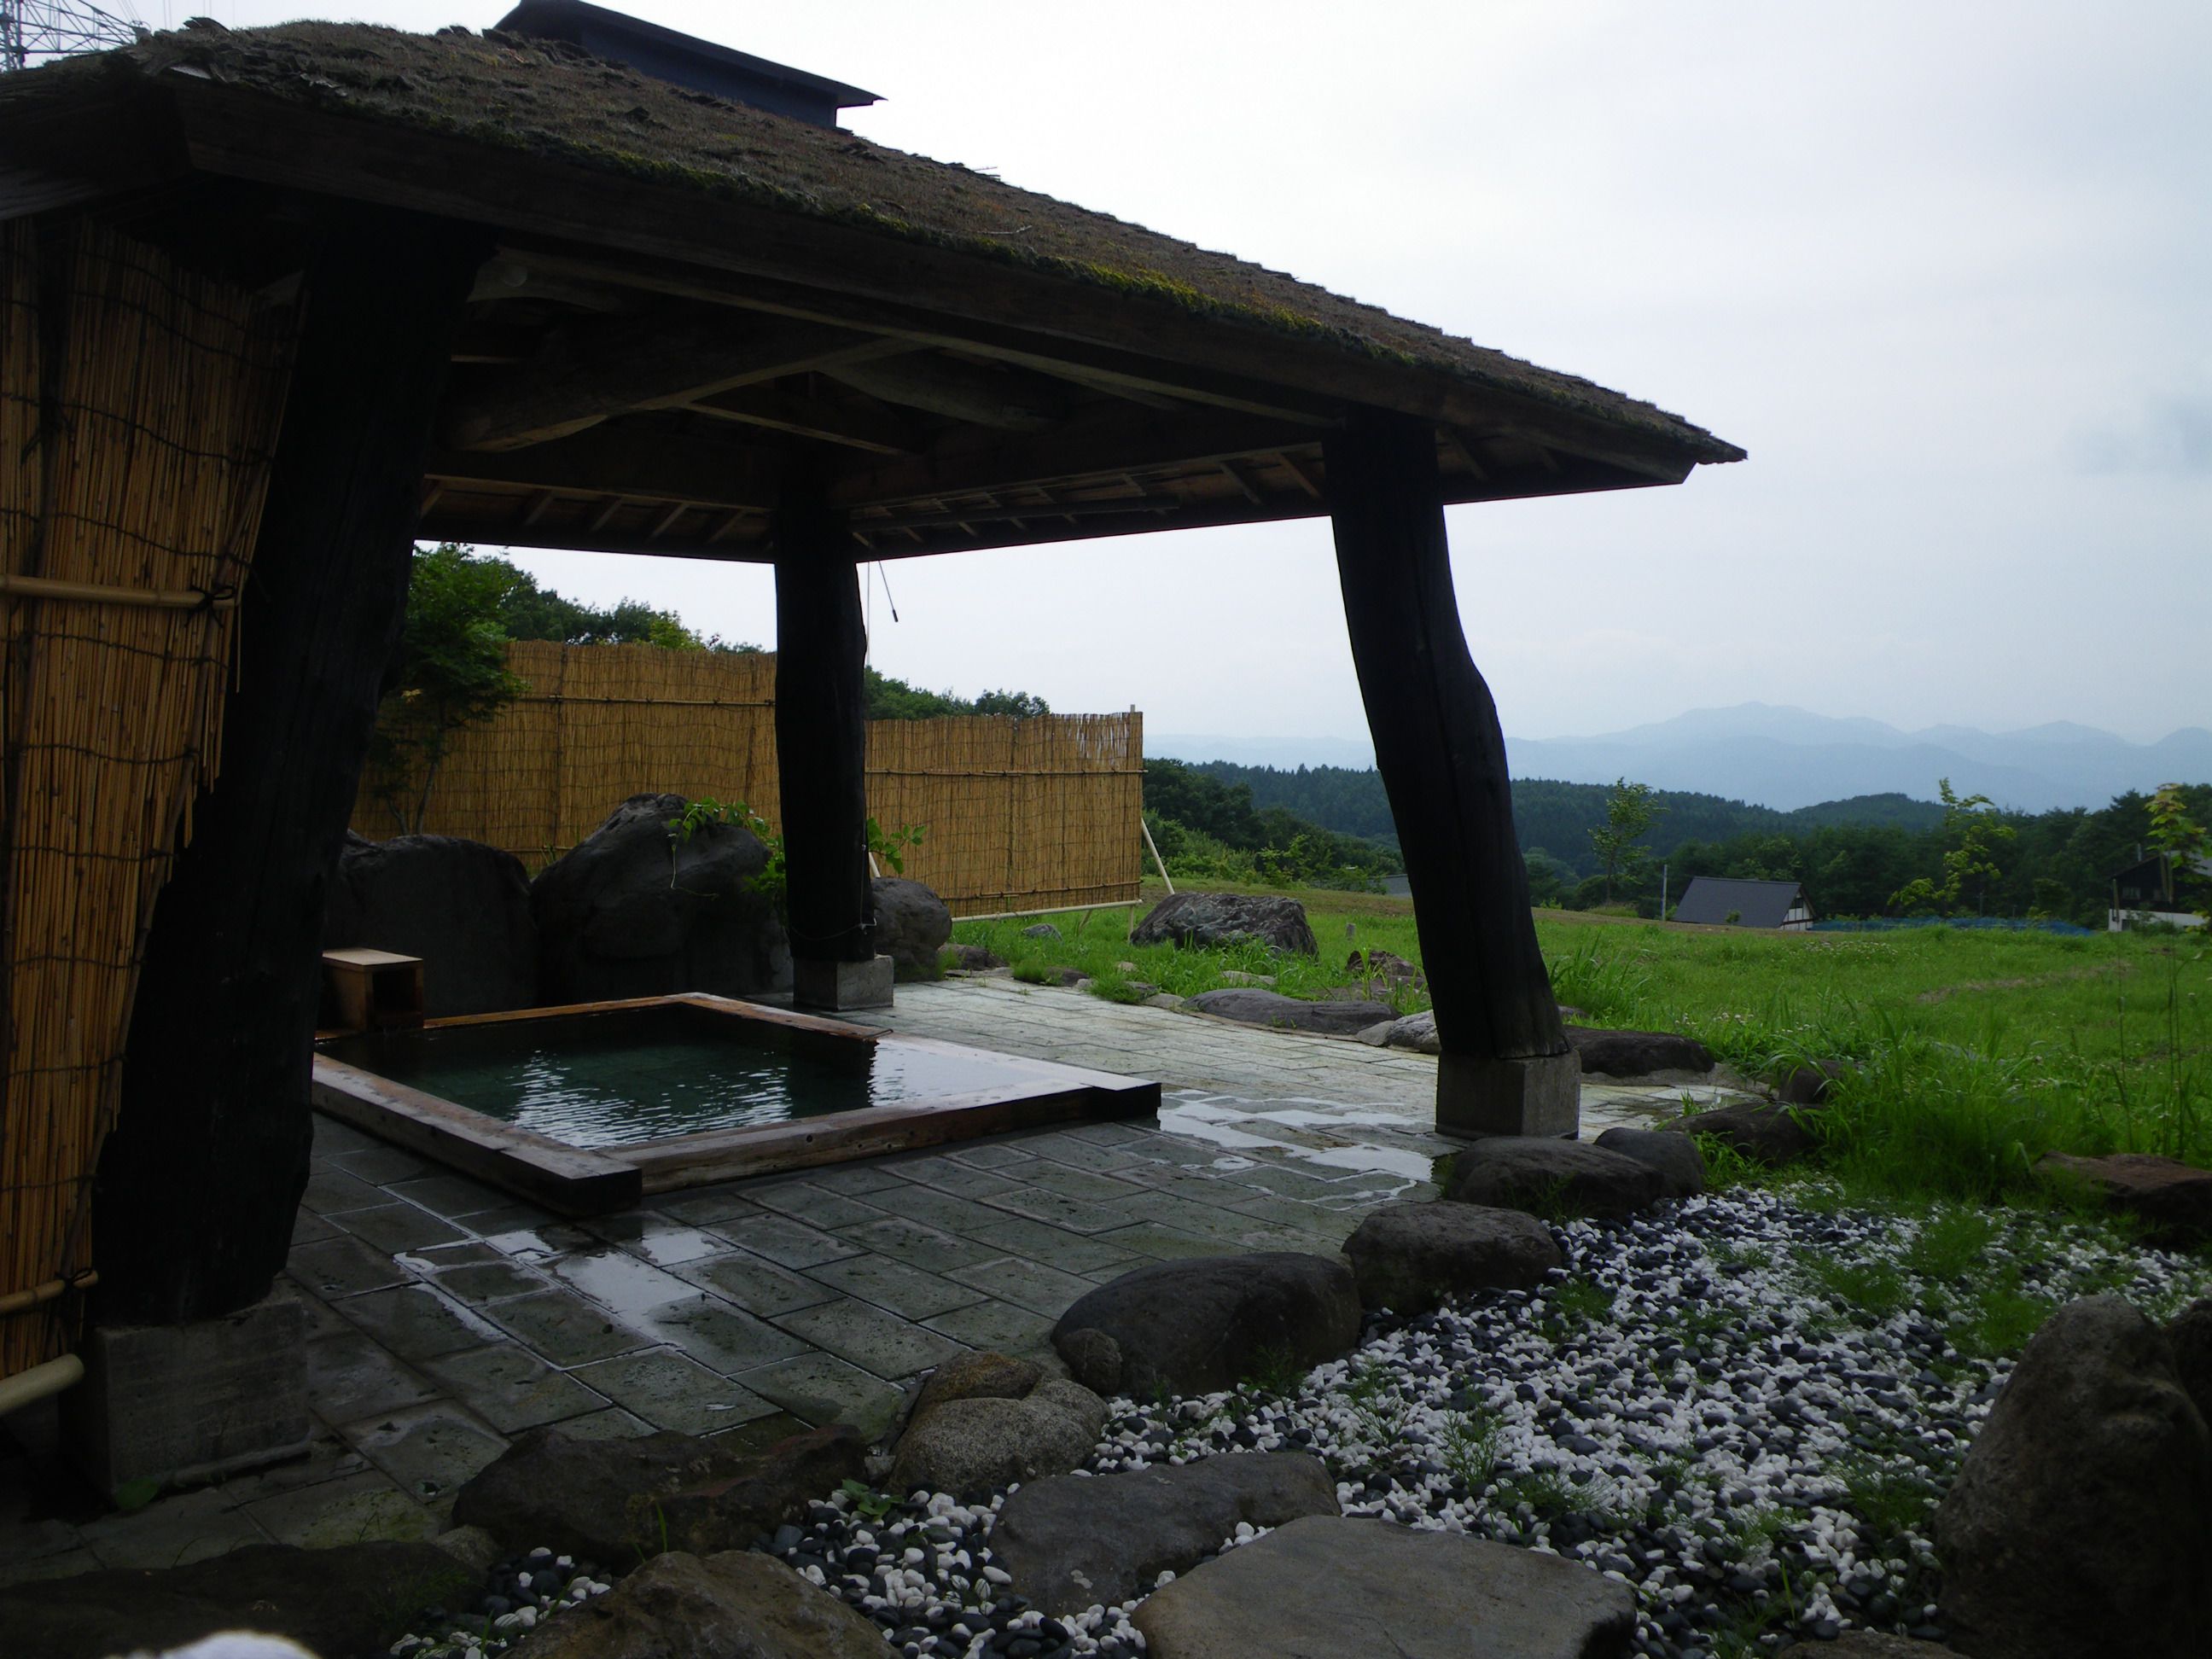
[955,882,2212,1207]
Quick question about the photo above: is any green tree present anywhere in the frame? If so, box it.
[2145,781,2210,922]
[370,544,528,833]
[1587,777,1663,904]
[1889,778,2017,917]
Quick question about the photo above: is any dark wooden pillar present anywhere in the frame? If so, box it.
[93,214,486,1323]
[773,483,881,1007]
[1325,411,1576,1137]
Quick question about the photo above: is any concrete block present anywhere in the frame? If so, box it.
[61,1290,313,1497]
[794,953,895,1010]
[1435,1050,1582,1140]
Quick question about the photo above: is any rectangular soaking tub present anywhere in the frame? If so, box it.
[311,993,1158,1216]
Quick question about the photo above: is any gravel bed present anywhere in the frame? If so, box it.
[393,1186,2210,1659]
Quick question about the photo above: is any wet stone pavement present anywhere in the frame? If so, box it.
[0,977,1738,1585]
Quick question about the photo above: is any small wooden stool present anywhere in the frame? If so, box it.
[321,948,425,1032]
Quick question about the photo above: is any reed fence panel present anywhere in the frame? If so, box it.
[352,643,1140,915]
[0,223,298,1378]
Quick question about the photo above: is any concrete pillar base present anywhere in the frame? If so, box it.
[793,953,895,1011]
[1436,1050,1582,1140]
[60,1289,312,1498]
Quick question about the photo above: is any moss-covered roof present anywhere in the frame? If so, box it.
[8,20,1740,464]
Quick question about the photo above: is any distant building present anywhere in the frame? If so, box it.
[1673,876,1812,931]
[495,0,879,126]
[2108,853,2210,932]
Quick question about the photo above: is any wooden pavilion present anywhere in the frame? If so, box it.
[0,19,1739,1420]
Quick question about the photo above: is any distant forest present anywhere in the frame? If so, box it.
[1175,760,2211,928]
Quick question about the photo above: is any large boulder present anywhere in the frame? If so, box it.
[992,1453,1339,1616]
[2169,1296,2212,1427]
[531,794,790,1003]
[453,1423,863,1564]
[509,1550,885,1659]
[1932,1294,2212,1659]
[1444,1137,1666,1219]
[1780,1639,1965,1657]
[1565,1025,1714,1079]
[1053,1254,1360,1399]
[1659,1097,1820,1166]
[1132,1514,1636,1658]
[1131,892,1317,956]
[1342,1201,1563,1315]
[1185,987,1397,1036]
[870,876,952,982]
[1592,1126,1707,1199]
[887,1375,1107,1499]
[324,831,537,1015]
[2034,1152,2212,1245]
[0,1541,472,1659]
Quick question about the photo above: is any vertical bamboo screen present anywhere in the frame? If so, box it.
[352,643,1142,915]
[0,223,298,1379]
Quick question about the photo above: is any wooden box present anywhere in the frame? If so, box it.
[321,948,425,1033]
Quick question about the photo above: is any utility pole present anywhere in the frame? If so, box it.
[1,1,143,74]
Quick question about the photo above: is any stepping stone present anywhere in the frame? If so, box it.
[1592,1126,1706,1199]
[515,1549,885,1658]
[1443,1137,1663,1219]
[1186,987,1397,1036]
[887,1376,1106,1499]
[1565,1025,1714,1079]
[1052,1253,1360,1398]
[453,1423,862,1563]
[993,1452,1338,1615]
[1132,1515,1636,1657]
[1342,1201,1563,1314]
[2035,1152,2212,1244]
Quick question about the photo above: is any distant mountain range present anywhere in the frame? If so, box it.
[1155,704,2212,814]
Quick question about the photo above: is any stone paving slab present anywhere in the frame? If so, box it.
[3,971,1732,1586]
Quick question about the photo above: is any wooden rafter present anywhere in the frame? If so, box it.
[823,353,1068,433]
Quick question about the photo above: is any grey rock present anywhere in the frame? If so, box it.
[1132,1514,1636,1658]
[1345,947,1421,985]
[993,1452,1340,1615]
[2034,1151,2212,1245]
[430,1523,503,1574]
[870,876,952,981]
[1130,892,1318,956]
[1144,992,1188,1010]
[0,1541,470,1659]
[1354,1020,1394,1045]
[324,831,537,1015]
[1444,1137,1665,1219]
[1933,1294,2212,1659]
[946,942,1005,971]
[2168,1295,2212,1428]
[1185,987,1397,1036]
[1659,1097,1821,1166]
[1777,1057,1853,1104]
[1021,923,1062,940]
[1779,1638,1965,1657]
[1384,1009,1441,1054]
[1592,1126,1707,1199]
[1565,1025,1714,1079]
[1053,1253,1360,1398]
[532,794,789,1003]
[510,1549,885,1659]
[1343,1201,1563,1314]
[454,1423,864,1563]
[887,1377,1107,1499]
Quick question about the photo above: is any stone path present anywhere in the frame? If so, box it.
[0,977,1743,1586]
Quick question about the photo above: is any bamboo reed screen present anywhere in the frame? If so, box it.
[0,223,298,1379]
[352,643,1143,916]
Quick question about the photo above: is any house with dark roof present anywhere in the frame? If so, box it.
[2108,853,2211,932]
[1673,876,1812,930]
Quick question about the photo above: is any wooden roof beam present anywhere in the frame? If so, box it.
[423,416,778,509]
[443,308,913,451]
[690,380,918,454]
[823,354,1069,433]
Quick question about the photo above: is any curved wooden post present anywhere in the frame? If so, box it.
[95,215,486,1323]
[1325,411,1576,1137]
[773,485,882,1007]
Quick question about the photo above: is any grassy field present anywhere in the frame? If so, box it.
[952,881,2212,1208]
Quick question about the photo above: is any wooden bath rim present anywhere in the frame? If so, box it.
[310,992,1160,1217]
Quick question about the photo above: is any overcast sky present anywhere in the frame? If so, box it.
[204,1,2210,746]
